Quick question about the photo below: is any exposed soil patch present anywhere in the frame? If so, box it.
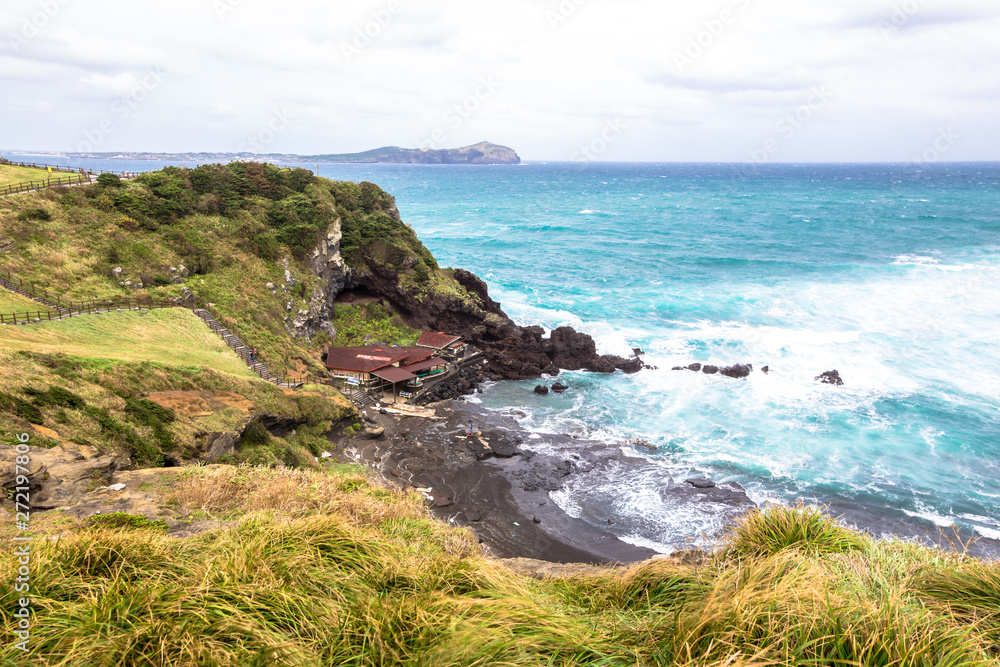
[146,390,254,419]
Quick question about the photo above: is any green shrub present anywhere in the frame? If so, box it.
[0,392,44,424]
[49,386,87,409]
[240,420,270,447]
[96,173,121,188]
[83,406,163,467]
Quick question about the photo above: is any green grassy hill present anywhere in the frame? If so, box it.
[0,162,478,377]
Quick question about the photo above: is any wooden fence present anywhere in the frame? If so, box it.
[0,159,81,175]
[0,296,173,325]
[0,268,69,308]
[1,174,91,196]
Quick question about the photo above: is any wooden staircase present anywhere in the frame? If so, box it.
[347,389,376,409]
[192,309,301,388]
[0,270,70,317]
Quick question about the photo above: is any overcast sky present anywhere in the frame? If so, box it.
[2,0,998,161]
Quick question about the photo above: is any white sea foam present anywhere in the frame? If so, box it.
[903,508,956,528]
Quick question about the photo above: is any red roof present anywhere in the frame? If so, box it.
[392,346,435,365]
[372,367,417,383]
[417,331,463,350]
[402,357,446,373]
[325,347,410,373]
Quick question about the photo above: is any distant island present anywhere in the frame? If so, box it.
[9,141,522,166]
[313,141,521,165]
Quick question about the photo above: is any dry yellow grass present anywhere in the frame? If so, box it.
[168,465,429,529]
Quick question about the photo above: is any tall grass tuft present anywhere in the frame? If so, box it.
[916,561,1000,651]
[724,504,867,559]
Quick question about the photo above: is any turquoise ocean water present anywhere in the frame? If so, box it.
[11,155,998,555]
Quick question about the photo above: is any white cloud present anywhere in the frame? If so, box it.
[0,0,997,160]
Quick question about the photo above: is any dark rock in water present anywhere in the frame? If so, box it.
[702,365,720,375]
[585,356,617,374]
[816,370,844,386]
[467,510,482,522]
[720,364,753,379]
[534,385,550,395]
[659,478,755,509]
[761,366,770,374]
[532,516,541,524]
[552,382,569,393]
[719,481,746,493]
[433,494,454,507]
[633,347,644,357]
[547,326,600,371]
[672,366,685,371]
[603,355,644,374]
[688,363,702,372]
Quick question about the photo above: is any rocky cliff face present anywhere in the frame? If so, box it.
[288,220,352,340]
[300,192,647,380]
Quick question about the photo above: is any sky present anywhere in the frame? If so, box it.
[1,0,999,162]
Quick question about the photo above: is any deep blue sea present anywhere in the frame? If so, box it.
[10,154,998,555]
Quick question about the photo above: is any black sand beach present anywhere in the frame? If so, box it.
[331,398,758,564]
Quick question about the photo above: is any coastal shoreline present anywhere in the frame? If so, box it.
[336,394,762,564]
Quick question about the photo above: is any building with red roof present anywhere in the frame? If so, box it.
[325,344,450,400]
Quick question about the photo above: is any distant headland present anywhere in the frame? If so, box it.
[9,141,522,165]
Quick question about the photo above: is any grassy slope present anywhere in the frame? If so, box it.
[0,309,257,378]
[0,164,52,187]
[0,311,353,466]
[0,483,996,666]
